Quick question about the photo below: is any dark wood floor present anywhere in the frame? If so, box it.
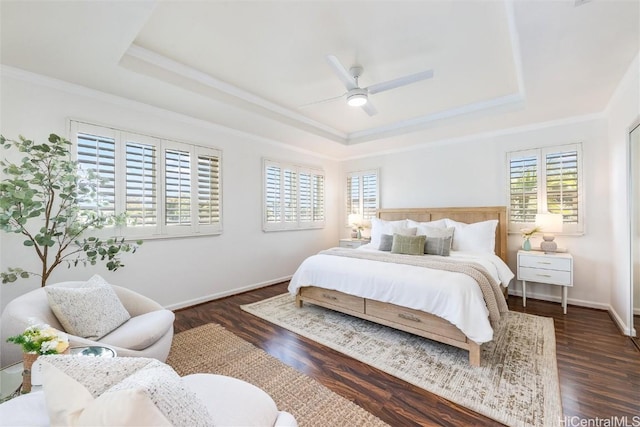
[173,282,640,426]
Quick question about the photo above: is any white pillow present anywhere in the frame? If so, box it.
[41,356,212,427]
[444,219,498,253]
[369,218,409,247]
[45,274,130,339]
[407,218,448,229]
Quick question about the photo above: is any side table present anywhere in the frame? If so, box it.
[517,250,574,314]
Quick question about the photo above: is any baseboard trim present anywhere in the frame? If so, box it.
[165,275,292,311]
[508,289,635,336]
[507,289,609,311]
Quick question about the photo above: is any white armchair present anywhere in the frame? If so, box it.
[0,357,298,427]
[1,281,174,367]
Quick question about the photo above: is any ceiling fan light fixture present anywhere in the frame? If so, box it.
[347,91,368,107]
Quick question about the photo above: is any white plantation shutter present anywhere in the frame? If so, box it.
[346,175,360,218]
[71,120,223,238]
[346,170,379,225]
[263,159,325,231]
[164,148,191,227]
[312,174,325,222]
[507,144,583,234]
[197,152,221,228]
[508,152,538,224]
[265,164,281,224]
[545,150,579,224]
[76,131,116,216]
[125,141,157,227]
[299,172,312,222]
[362,173,378,220]
[283,168,297,223]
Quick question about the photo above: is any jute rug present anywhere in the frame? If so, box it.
[166,323,388,427]
[241,293,563,427]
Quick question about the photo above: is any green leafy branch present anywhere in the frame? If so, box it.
[0,134,142,286]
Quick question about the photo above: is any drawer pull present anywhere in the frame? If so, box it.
[536,274,552,278]
[537,261,552,265]
[322,293,338,301]
[398,313,421,323]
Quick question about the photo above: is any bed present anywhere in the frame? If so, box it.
[288,206,513,367]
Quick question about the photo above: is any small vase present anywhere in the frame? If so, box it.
[22,353,38,393]
[522,238,531,251]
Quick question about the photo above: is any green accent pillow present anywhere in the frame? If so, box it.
[391,234,426,256]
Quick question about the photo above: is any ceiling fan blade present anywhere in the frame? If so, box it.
[361,100,378,116]
[366,69,434,95]
[326,55,358,91]
[298,93,345,108]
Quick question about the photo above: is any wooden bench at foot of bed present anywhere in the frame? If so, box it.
[295,286,482,367]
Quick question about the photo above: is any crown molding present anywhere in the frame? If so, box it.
[342,111,605,161]
[0,65,340,161]
[123,44,348,142]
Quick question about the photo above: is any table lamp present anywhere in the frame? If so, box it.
[535,213,563,253]
[348,214,363,239]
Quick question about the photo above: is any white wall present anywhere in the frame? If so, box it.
[341,117,614,309]
[606,52,640,334]
[0,71,340,311]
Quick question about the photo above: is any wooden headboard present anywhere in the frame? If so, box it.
[377,206,508,263]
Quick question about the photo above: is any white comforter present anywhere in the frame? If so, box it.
[287,245,514,344]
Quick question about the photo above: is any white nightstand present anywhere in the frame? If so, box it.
[517,250,573,314]
[339,239,369,249]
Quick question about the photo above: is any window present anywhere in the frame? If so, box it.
[71,121,222,238]
[346,169,379,224]
[507,143,582,234]
[263,159,325,231]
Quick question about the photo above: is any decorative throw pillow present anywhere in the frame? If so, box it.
[445,219,498,253]
[378,234,394,251]
[40,355,213,427]
[417,225,454,256]
[45,274,131,339]
[425,236,452,256]
[391,234,426,256]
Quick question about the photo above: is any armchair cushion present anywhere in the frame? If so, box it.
[44,275,130,339]
[41,356,212,427]
[99,310,175,351]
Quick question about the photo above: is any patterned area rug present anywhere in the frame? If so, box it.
[167,323,388,427]
[241,293,563,427]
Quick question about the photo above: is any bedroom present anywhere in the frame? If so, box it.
[0,0,638,425]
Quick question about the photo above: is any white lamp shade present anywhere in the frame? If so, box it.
[348,214,363,227]
[535,213,563,234]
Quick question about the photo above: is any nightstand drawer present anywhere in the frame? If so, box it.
[339,239,368,248]
[518,266,571,285]
[518,255,571,271]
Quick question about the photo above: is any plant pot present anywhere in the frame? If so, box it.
[522,238,531,251]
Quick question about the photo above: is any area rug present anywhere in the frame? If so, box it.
[166,323,388,427]
[241,293,563,427]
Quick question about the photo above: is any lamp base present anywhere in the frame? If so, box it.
[540,235,557,253]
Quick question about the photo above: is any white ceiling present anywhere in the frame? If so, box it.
[1,0,638,159]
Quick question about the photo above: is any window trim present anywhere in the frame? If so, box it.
[262,158,325,232]
[70,120,223,240]
[507,143,584,235]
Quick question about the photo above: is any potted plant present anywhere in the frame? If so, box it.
[6,323,70,392]
[0,134,141,287]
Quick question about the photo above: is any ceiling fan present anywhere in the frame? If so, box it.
[301,55,434,116]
